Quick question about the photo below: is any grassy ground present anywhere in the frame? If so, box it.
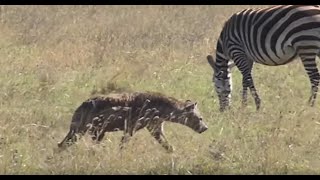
[1,5,320,174]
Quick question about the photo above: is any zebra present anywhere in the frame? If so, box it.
[207,5,320,112]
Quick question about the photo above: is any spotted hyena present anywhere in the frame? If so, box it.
[58,91,208,152]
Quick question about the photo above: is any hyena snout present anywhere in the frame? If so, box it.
[197,121,208,134]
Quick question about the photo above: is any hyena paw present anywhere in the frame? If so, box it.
[165,145,174,153]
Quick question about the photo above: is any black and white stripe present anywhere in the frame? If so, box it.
[207,5,320,112]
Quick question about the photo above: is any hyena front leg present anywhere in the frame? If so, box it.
[147,116,174,153]
[131,99,152,133]
[119,107,159,150]
[132,107,157,133]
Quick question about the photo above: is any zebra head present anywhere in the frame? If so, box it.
[207,55,233,112]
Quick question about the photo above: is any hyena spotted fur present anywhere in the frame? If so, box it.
[58,91,208,152]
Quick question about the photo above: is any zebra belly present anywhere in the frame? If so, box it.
[252,55,297,66]
[245,45,298,66]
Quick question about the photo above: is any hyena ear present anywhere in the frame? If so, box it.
[185,100,196,111]
[185,99,193,105]
[207,55,215,70]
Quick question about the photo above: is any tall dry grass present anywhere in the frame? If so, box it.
[1,5,320,174]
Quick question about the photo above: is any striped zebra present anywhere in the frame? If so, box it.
[207,5,320,112]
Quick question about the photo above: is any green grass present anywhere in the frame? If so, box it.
[1,5,320,174]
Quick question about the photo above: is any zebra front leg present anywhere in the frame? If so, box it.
[243,75,261,111]
[237,60,260,110]
[309,86,319,107]
[249,86,261,111]
[300,55,320,107]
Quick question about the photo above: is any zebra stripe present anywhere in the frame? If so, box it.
[207,5,320,112]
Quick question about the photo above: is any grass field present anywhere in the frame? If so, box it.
[1,5,320,174]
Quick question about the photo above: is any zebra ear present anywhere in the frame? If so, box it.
[207,55,216,70]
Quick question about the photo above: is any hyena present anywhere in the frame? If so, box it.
[58,91,208,152]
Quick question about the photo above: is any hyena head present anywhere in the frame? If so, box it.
[207,55,233,112]
[171,100,208,133]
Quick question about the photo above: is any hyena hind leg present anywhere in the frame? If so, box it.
[57,129,77,149]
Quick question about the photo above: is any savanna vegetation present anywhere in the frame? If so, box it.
[1,5,320,174]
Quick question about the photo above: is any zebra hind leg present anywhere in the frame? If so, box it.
[300,54,320,107]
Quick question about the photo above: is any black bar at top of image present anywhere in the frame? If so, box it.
[0,0,319,5]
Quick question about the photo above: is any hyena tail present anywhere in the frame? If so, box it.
[57,101,94,149]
